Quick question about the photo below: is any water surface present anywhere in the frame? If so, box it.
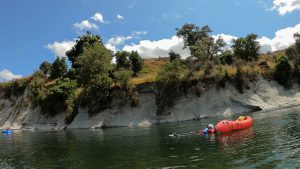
[1,107,300,169]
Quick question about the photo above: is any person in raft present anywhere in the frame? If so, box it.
[199,124,215,134]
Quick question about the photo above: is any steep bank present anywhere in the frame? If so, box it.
[0,78,300,130]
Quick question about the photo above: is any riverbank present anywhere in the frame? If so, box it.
[1,78,300,130]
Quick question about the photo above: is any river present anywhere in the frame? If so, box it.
[1,107,300,169]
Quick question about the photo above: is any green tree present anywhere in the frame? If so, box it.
[190,36,225,61]
[39,61,51,77]
[155,59,185,115]
[76,44,113,86]
[176,24,211,48]
[50,57,68,79]
[66,32,103,68]
[83,74,113,114]
[115,51,131,70]
[129,51,143,76]
[176,24,225,62]
[113,69,133,90]
[274,56,292,88]
[220,50,234,65]
[40,78,78,116]
[232,34,260,61]
[168,51,181,62]
[286,33,300,80]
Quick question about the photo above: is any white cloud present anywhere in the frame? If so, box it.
[0,69,22,82]
[257,23,300,53]
[117,14,125,20]
[73,20,98,31]
[107,36,133,46]
[272,0,300,15]
[45,40,76,57]
[122,36,190,58]
[91,12,104,23]
[105,31,147,52]
[212,34,237,46]
[105,43,117,53]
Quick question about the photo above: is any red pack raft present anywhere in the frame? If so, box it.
[215,116,253,133]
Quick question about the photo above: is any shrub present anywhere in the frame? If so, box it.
[0,78,30,99]
[169,51,181,62]
[235,66,245,93]
[155,59,185,115]
[81,74,113,115]
[274,56,292,88]
[39,78,78,117]
[50,57,68,79]
[129,51,143,76]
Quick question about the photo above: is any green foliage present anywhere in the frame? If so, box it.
[169,51,181,62]
[218,70,229,88]
[177,24,225,62]
[66,68,77,80]
[66,32,103,68]
[129,51,143,76]
[220,51,234,65]
[28,72,46,107]
[115,51,131,70]
[232,34,260,61]
[40,78,78,116]
[82,74,113,115]
[113,69,134,106]
[176,24,211,48]
[190,36,225,62]
[113,69,133,90]
[0,78,30,99]
[286,33,300,82]
[76,44,113,86]
[39,61,51,76]
[50,57,68,79]
[235,66,245,93]
[274,56,292,88]
[155,59,185,115]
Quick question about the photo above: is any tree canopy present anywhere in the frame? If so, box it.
[50,57,68,79]
[66,32,103,68]
[232,34,260,61]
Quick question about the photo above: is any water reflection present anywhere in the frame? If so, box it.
[217,127,254,147]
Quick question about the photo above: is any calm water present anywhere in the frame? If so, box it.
[2,108,300,169]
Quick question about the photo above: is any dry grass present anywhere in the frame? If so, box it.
[131,58,169,84]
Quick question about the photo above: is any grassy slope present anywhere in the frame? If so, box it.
[132,50,286,85]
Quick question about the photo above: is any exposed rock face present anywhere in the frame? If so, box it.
[1,79,300,130]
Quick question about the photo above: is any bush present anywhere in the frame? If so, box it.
[0,78,30,99]
[50,57,68,79]
[39,78,78,116]
[129,51,143,76]
[28,72,46,107]
[81,74,113,115]
[235,66,245,93]
[274,56,292,88]
[220,51,234,65]
[169,51,181,62]
[155,59,185,115]
[218,70,229,88]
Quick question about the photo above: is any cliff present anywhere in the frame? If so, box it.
[1,78,300,130]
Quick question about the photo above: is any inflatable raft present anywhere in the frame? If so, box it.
[215,116,253,133]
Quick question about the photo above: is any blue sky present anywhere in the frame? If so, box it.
[0,0,300,81]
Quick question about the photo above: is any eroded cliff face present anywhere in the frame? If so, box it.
[1,79,300,130]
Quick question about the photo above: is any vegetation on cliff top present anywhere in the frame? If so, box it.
[0,25,299,120]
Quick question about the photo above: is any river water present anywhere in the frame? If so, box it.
[1,107,300,169]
